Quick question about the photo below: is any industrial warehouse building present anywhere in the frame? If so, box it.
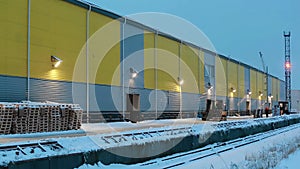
[0,0,285,122]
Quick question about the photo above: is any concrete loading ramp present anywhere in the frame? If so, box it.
[0,115,300,169]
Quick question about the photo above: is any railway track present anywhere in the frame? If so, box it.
[140,123,300,169]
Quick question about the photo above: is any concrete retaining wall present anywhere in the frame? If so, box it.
[2,115,300,169]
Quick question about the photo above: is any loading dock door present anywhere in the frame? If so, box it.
[246,101,250,115]
[127,94,140,122]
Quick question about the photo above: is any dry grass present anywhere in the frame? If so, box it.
[230,134,300,169]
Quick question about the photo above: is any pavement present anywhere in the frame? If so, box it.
[0,116,265,144]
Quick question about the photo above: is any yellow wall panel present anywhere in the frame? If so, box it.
[0,1,28,77]
[272,78,280,101]
[272,78,277,101]
[199,50,205,94]
[228,61,238,97]
[250,69,257,98]
[181,44,199,93]
[157,36,180,92]
[30,0,87,82]
[144,32,155,89]
[88,12,120,86]
[215,57,227,97]
[94,43,120,86]
[277,79,280,101]
[257,72,264,100]
[238,65,245,98]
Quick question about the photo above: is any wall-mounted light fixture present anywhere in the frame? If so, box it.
[259,91,263,97]
[130,67,138,79]
[178,77,184,85]
[247,89,252,95]
[230,87,236,93]
[206,82,213,89]
[268,93,273,99]
[51,55,63,68]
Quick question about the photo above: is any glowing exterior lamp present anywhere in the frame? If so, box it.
[206,82,213,89]
[268,94,273,99]
[178,77,184,85]
[259,91,263,97]
[231,87,236,93]
[130,68,138,79]
[51,55,62,68]
[285,62,291,70]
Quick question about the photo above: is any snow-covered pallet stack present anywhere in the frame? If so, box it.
[59,105,70,131]
[49,105,61,132]
[39,106,50,132]
[0,104,15,134]
[69,104,83,130]
[15,106,29,134]
[27,106,40,133]
[0,102,83,135]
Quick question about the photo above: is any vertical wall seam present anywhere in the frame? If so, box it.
[27,0,31,101]
[237,63,240,112]
[155,30,158,118]
[122,17,126,120]
[86,5,91,123]
[179,41,182,118]
[226,58,229,111]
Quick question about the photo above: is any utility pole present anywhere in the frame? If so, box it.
[284,31,291,111]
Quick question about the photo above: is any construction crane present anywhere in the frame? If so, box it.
[259,52,269,107]
[259,52,266,72]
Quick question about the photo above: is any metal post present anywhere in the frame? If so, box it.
[179,41,182,118]
[226,57,229,113]
[237,63,240,113]
[122,17,127,120]
[284,31,291,111]
[266,66,269,107]
[86,5,91,123]
[155,30,158,119]
[27,0,31,101]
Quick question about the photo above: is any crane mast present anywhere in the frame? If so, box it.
[284,31,291,111]
[259,52,268,107]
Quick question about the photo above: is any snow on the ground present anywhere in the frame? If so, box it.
[76,119,300,169]
[1,115,300,168]
[275,149,300,169]
[0,130,85,139]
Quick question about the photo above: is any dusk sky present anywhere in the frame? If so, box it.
[88,0,300,89]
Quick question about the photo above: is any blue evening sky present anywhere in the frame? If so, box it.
[88,0,300,89]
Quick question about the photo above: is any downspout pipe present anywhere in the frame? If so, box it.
[155,30,158,119]
[27,0,31,101]
[179,40,183,118]
[86,4,91,123]
[122,17,127,120]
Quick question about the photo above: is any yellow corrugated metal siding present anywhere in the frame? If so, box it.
[250,69,257,98]
[272,77,278,100]
[0,1,28,77]
[181,44,199,93]
[30,1,121,86]
[157,35,180,92]
[257,72,264,100]
[272,77,280,101]
[199,50,205,94]
[228,61,238,97]
[238,65,245,98]
[89,11,120,86]
[30,0,87,82]
[144,31,155,89]
[215,57,227,97]
[277,79,281,101]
